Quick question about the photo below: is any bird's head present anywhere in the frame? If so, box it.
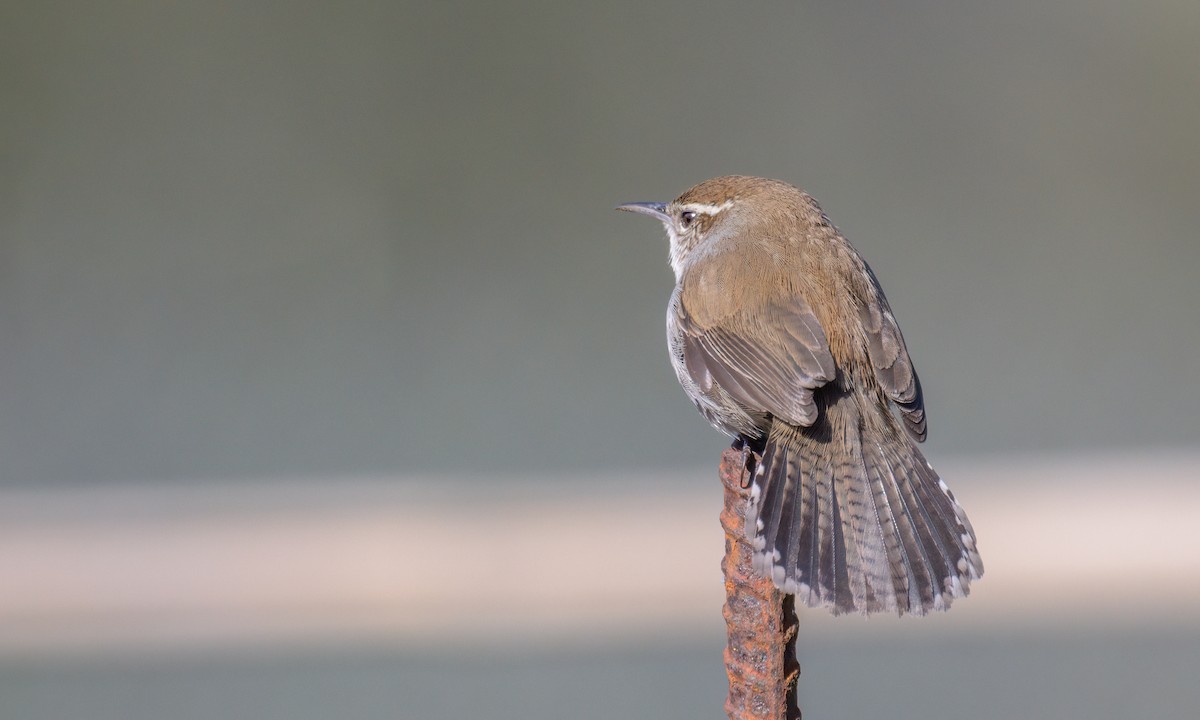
[617,175,804,279]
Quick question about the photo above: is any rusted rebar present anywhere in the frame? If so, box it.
[720,447,801,720]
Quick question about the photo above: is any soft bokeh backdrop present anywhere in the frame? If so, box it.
[5,1,1199,485]
[2,2,1198,719]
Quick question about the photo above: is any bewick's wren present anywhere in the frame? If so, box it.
[618,175,982,616]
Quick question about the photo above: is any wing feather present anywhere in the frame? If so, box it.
[676,297,836,427]
[859,267,928,441]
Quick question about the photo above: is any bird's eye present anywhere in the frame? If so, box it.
[680,210,697,228]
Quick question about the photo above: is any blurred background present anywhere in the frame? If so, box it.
[2,1,1199,718]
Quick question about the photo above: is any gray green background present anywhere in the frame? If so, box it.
[4,1,1197,487]
[3,2,1198,719]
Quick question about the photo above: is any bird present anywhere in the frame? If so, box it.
[617,175,982,616]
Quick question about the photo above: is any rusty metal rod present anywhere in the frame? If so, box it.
[720,447,801,720]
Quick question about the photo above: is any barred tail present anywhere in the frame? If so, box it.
[748,415,982,616]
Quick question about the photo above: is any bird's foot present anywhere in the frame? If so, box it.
[731,436,759,488]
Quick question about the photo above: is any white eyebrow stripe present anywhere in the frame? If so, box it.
[681,201,734,215]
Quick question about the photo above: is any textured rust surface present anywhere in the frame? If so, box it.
[720,447,801,720]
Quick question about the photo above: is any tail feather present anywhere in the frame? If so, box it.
[747,414,982,616]
[798,442,850,609]
[829,437,869,608]
[867,439,938,612]
[781,438,822,607]
[885,443,959,607]
[779,442,805,587]
[753,439,791,560]
[898,444,983,593]
[907,448,983,585]
[838,424,897,612]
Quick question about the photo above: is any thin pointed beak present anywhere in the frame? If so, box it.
[616,201,670,224]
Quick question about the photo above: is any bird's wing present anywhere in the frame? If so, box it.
[676,296,837,427]
[858,266,927,441]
